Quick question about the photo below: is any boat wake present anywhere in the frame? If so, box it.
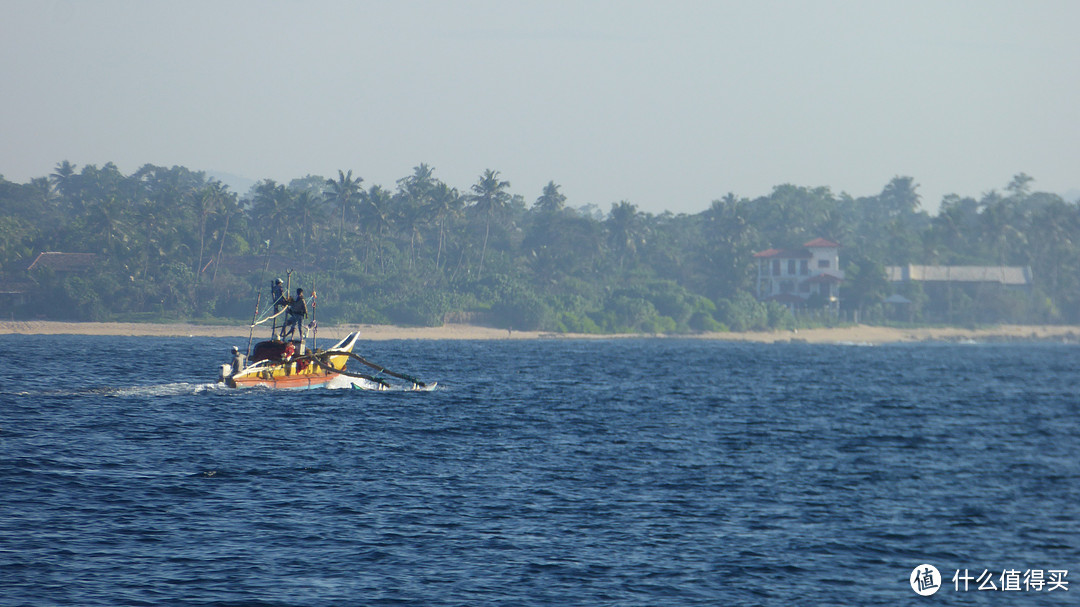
[10,379,437,398]
[112,382,230,397]
[10,382,229,398]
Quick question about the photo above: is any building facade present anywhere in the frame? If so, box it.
[753,238,843,310]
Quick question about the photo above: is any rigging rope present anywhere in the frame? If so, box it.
[250,294,313,328]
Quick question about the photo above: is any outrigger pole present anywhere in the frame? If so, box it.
[309,355,391,388]
[344,352,429,388]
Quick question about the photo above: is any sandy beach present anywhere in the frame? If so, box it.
[0,320,1077,344]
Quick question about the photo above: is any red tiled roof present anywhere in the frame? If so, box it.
[752,248,811,259]
[26,252,99,272]
[754,237,838,258]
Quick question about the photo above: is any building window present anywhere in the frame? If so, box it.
[787,259,796,274]
[818,259,830,269]
[772,260,781,275]
[780,280,794,293]
[799,282,810,293]
[800,260,808,275]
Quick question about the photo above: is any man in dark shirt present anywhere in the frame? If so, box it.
[283,288,308,339]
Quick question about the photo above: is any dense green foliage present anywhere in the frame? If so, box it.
[1,162,1077,330]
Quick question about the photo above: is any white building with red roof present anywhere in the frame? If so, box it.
[753,238,843,310]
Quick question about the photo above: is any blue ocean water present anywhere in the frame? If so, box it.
[1,335,1078,606]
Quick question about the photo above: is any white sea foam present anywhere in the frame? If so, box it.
[111,382,227,397]
[325,375,384,391]
[324,375,437,391]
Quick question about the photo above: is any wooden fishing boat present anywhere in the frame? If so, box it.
[217,276,434,390]
[218,331,434,391]
[219,331,364,389]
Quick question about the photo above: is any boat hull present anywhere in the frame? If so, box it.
[228,364,344,390]
[222,332,362,390]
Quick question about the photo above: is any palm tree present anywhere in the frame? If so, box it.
[396,196,427,271]
[469,169,511,275]
[211,190,240,284]
[358,185,393,270]
[523,208,602,282]
[606,200,641,269]
[193,180,228,283]
[396,163,435,200]
[534,181,566,213]
[131,165,194,278]
[50,160,79,215]
[878,176,921,219]
[253,180,294,251]
[291,190,322,259]
[1006,173,1034,199]
[133,197,160,279]
[87,194,129,256]
[396,164,437,270]
[324,169,362,242]
[426,182,462,272]
[23,177,58,224]
[701,194,761,297]
[1029,200,1077,300]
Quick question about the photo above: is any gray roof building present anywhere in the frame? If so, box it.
[885,265,1032,286]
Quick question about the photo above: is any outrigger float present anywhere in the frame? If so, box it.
[217,277,434,391]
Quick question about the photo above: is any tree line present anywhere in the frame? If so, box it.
[1,162,1077,331]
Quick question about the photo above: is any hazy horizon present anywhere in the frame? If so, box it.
[3,0,1077,214]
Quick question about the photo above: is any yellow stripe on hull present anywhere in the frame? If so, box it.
[230,352,351,390]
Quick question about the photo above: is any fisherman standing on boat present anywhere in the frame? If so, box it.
[283,287,308,339]
[270,278,286,339]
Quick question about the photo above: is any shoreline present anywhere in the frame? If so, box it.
[0,321,1077,344]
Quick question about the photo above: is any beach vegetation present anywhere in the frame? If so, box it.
[1,163,1077,332]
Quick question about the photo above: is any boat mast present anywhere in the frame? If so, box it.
[246,291,261,358]
[280,268,293,340]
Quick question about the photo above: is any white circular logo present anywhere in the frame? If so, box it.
[910,564,942,596]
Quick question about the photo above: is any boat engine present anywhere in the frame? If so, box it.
[217,364,232,383]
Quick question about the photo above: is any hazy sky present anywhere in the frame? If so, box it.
[2,0,1077,214]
